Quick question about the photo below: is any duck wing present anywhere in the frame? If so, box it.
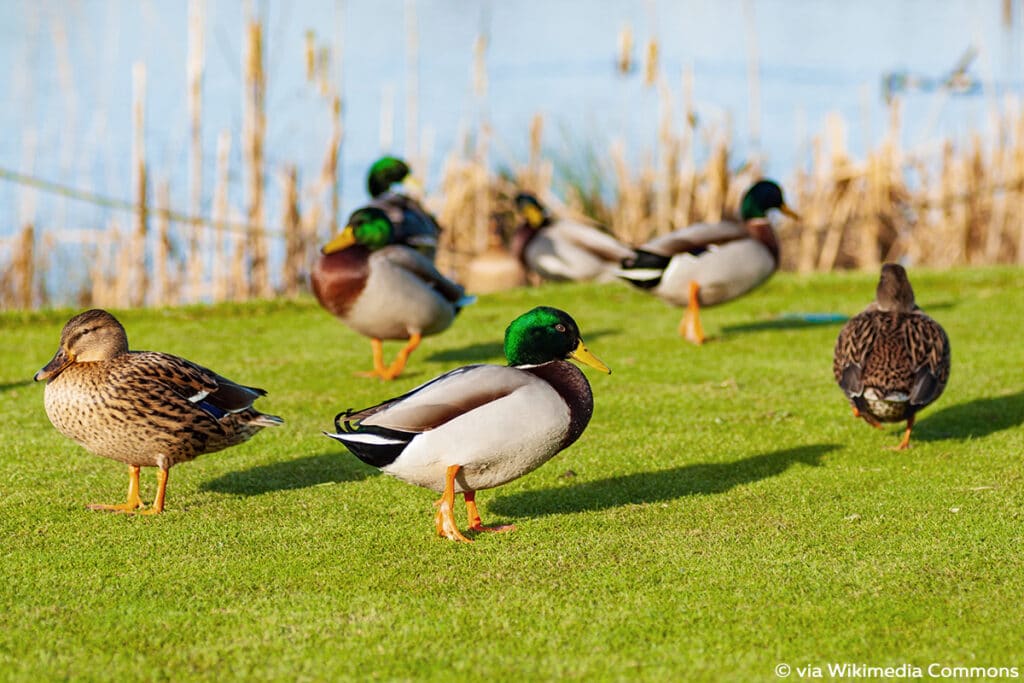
[905,311,951,407]
[548,219,635,262]
[377,245,468,305]
[123,351,267,420]
[328,365,534,467]
[370,192,441,250]
[640,221,749,258]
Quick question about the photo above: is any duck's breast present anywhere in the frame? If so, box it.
[657,238,776,307]
[342,252,455,340]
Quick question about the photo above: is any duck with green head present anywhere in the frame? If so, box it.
[325,306,610,542]
[34,309,282,514]
[833,263,950,450]
[311,206,473,381]
[513,192,636,282]
[617,179,798,344]
[366,156,442,259]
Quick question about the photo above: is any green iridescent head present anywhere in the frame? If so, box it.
[503,306,610,373]
[514,192,551,229]
[321,207,394,254]
[739,180,799,221]
[367,156,412,197]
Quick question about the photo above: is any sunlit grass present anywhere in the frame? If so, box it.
[1,266,1022,681]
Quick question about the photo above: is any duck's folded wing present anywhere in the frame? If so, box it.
[370,192,441,247]
[124,351,265,418]
[832,313,878,398]
[377,245,465,303]
[552,220,635,261]
[907,314,951,406]
[329,365,534,467]
[341,365,533,433]
[641,221,748,257]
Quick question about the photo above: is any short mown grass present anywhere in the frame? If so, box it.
[2,267,1022,681]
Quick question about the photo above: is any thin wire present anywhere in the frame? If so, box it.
[0,165,289,238]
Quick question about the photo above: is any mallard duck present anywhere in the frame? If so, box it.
[366,156,441,258]
[33,309,282,513]
[325,306,610,542]
[311,206,473,381]
[513,192,636,282]
[833,263,950,450]
[617,179,798,344]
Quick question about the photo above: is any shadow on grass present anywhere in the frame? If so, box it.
[1,379,34,392]
[200,452,374,496]
[427,327,618,363]
[914,390,1024,442]
[490,443,837,518]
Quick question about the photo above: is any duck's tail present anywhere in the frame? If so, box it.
[615,249,670,290]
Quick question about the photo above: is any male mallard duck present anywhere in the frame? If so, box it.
[325,306,610,542]
[617,179,798,344]
[34,309,282,513]
[833,263,950,450]
[366,156,441,258]
[311,206,473,381]
[513,192,636,282]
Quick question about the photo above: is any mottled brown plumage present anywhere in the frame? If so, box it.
[35,309,282,513]
[833,264,950,449]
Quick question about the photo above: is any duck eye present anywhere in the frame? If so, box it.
[555,324,566,333]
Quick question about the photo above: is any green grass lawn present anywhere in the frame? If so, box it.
[1,267,1022,681]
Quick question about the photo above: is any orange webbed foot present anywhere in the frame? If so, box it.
[465,491,515,534]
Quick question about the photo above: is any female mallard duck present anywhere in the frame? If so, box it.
[833,263,950,450]
[311,206,473,381]
[325,306,610,542]
[366,156,441,258]
[34,309,282,513]
[513,192,636,282]
[617,179,798,344]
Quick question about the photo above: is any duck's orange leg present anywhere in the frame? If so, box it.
[380,333,422,381]
[140,467,169,515]
[852,406,883,429]
[464,490,515,534]
[355,339,390,379]
[893,414,916,451]
[434,465,472,543]
[679,281,705,345]
[88,464,144,512]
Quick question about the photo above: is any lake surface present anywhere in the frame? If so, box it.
[0,0,1021,245]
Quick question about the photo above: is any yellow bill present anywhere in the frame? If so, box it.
[322,225,357,255]
[779,203,800,220]
[570,340,611,374]
[522,204,545,229]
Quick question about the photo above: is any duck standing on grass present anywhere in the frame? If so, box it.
[833,263,950,450]
[366,156,442,259]
[34,309,282,514]
[616,179,798,344]
[311,206,473,381]
[325,306,610,542]
[513,192,636,282]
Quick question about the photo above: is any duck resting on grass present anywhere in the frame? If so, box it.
[325,306,610,542]
[34,309,282,514]
[311,206,473,381]
[513,192,636,282]
[366,156,442,259]
[616,179,798,344]
[833,263,950,450]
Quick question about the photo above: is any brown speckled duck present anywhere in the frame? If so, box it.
[617,180,797,344]
[833,264,950,450]
[311,206,473,381]
[34,309,283,513]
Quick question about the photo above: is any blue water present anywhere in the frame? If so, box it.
[0,0,1021,252]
